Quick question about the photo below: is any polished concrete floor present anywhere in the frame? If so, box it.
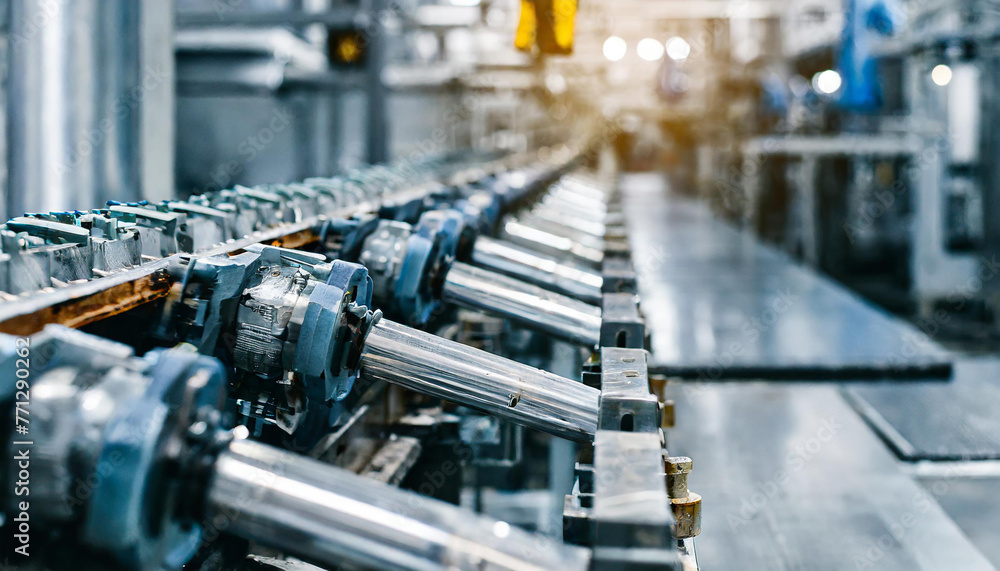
[845,359,1000,460]
[665,382,995,570]
[623,173,1000,570]
[623,174,951,380]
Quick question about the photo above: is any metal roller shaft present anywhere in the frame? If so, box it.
[499,220,604,267]
[528,206,607,239]
[512,214,607,252]
[442,262,602,347]
[208,439,592,571]
[471,236,603,304]
[541,192,607,221]
[360,318,600,441]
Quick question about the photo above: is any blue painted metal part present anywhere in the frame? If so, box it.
[394,208,479,325]
[82,347,226,569]
[453,189,503,234]
[180,251,262,354]
[377,183,454,224]
[394,230,441,325]
[415,209,467,260]
[294,259,375,402]
[320,215,381,260]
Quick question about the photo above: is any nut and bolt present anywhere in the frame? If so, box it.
[664,455,701,539]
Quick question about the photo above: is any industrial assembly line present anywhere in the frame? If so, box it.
[3,148,998,571]
[7,0,1000,568]
[0,146,698,570]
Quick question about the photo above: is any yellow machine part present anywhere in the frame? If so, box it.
[514,0,536,51]
[516,0,577,55]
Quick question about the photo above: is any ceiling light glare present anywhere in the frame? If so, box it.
[545,73,567,94]
[637,38,665,61]
[665,37,691,61]
[812,69,842,94]
[931,64,953,86]
[603,36,627,62]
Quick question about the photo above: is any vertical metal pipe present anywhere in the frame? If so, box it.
[470,236,603,304]
[366,0,390,163]
[360,318,600,441]
[208,438,592,571]
[9,0,74,215]
[442,262,602,346]
[138,0,176,203]
[8,0,144,215]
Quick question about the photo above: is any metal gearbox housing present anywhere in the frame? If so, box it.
[8,326,227,569]
[163,244,377,441]
[359,218,447,326]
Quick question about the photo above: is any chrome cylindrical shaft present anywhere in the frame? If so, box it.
[528,206,607,239]
[360,319,600,441]
[442,262,601,347]
[470,237,603,304]
[540,194,607,223]
[511,214,607,251]
[553,178,610,203]
[208,439,591,571]
[499,220,604,267]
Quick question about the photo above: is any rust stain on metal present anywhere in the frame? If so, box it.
[271,228,318,249]
[0,269,173,336]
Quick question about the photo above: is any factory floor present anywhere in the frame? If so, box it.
[621,173,1000,570]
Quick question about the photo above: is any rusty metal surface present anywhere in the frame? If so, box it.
[0,261,174,335]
